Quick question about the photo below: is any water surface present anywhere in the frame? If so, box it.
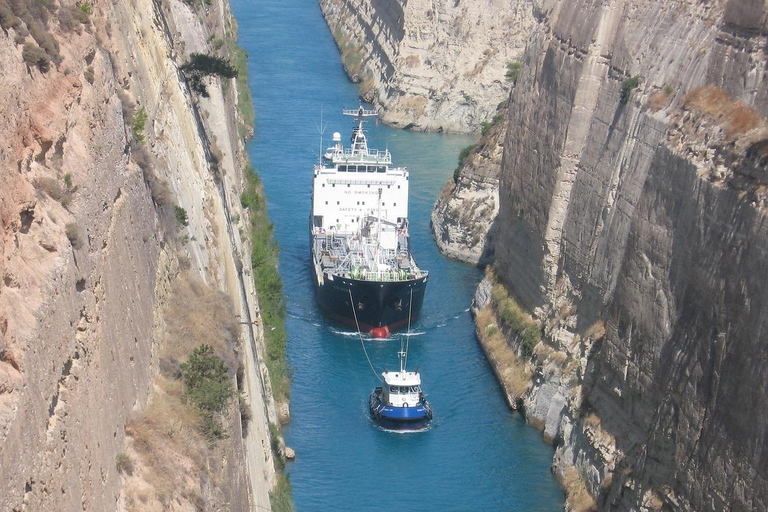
[230,0,565,509]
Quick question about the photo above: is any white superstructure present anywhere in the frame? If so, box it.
[381,370,423,407]
[311,107,423,282]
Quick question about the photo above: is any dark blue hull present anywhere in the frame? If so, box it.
[369,388,432,429]
[314,271,428,333]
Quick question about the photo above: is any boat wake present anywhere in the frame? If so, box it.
[373,421,433,434]
[330,328,426,338]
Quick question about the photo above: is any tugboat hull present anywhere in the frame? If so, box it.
[313,270,427,334]
[369,388,432,429]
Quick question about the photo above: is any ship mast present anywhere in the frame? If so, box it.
[315,106,327,164]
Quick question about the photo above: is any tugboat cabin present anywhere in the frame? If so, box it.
[382,371,423,407]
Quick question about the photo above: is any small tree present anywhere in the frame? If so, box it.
[505,61,521,84]
[181,345,232,439]
[174,205,189,227]
[620,76,640,104]
[180,53,238,97]
[132,107,148,145]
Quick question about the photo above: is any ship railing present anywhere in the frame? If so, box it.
[347,269,414,282]
[342,107,378,117]
[325,178,397,187]
[334,148,392,163]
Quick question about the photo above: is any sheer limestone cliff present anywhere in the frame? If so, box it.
[0,0,280,509]
[469,0,767,511]
[431,108,506,265]
[319,0,535,133]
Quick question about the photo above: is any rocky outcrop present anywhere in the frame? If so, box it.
[319,0,535,133]
[484,0,768,511]
[431,109,505,265]
[0,0,276,509]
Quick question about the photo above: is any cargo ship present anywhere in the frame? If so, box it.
[310,107,427,338]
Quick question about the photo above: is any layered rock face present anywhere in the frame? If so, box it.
[431,111,506,265]
[319,0,535,133]
[491,0,768,510]
[0,0,275,509]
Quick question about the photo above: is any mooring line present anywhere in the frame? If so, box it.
[404,287,413,370]
[349,289,382,381]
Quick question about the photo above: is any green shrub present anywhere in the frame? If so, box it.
[131,107,147,144]
[491,283,541,358]
[174,205,189,227]
[453,143,476,183]
[180,53,238,97]
[481,113,504,137]
[270,472,294,512]
[664,84,674,96]
[225,39,254,138]
[115,453,133,475]
[505,61,521,84]
[181,345,232,439]
[620,76,640,104]
[241,166,289,401]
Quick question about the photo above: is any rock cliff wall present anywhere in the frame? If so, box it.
[319,0,535,133]
[0,0,276,509]
[486,0,768,511]
[431,108,505,265]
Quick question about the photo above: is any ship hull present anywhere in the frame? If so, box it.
[312,265,427,333]
[369,388,432,429]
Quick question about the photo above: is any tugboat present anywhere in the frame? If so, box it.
[369,345,432,429]
[310,107,428,338]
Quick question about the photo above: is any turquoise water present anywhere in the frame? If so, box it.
[230,0,565,509]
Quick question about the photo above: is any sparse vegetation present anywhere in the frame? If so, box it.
[489,273,541,358]
[270,472,294,512]
[35,176,74,208]
[475,306,533,400]
[481,113,504,137]
[664,84,674,96]
[65,222,80,248]
[241,167,290,402]
[83,66,94,84]
[620,76,640,104]
[225,37,254,137]
[132,107,148,145]
[174,205,189,227]
[179,53,238,97]
[115,453,133,475]
[683,85,761,139]
[505,61,521,84]
[22,42,50,72]
[2,0,61,67]
[181,344,233,440]
[453,143,476,184]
